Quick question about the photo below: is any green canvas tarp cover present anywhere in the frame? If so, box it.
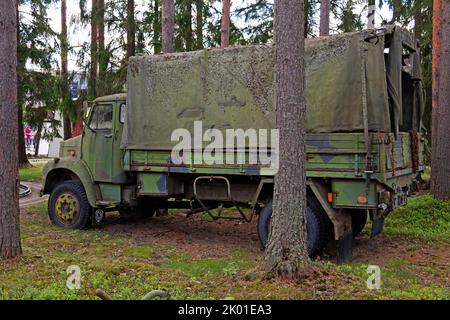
[122,28,420,150]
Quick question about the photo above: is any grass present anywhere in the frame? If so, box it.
[384,195,450,242]
[0,195,448,300]
[19,163,45,183]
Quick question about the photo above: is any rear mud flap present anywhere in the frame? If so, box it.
[307,180,353,264]
[337,232,353,264]
[370,210,385,238]
[371,215,385,238]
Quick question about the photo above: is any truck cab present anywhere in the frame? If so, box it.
[42,94,128,227]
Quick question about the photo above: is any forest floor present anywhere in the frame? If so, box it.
[0,194,448,300]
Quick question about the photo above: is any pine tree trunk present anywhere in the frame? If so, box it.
[185,0,193,51]
[263,0,309,278]
[431,0,450,200]
[127,0,136,58]
[153,0,162,54]
[89,0,98,99]
[16,2,30,168]
[195,0,203,49]
[319,0,330,36]
[221,0,230,48]
[33,123,43,157]
[17,104,29,167]
[162,0,175,53]
[61,0,72,139]
[97,0,106,96]
[0,0,22,260]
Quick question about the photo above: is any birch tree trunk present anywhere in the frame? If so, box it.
[262,0,309,278]
[0,0,22,259]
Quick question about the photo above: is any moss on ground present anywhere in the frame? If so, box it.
[1,196,448,300]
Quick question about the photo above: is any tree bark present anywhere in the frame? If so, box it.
[97,0,106,96]
[17,104,29,167]
[221,0,231,48]
[195,0,203,49]
[431,0,450,200]
[16,2,30,167]
[319,0,330,36]
[367,0,376,29]
[61,0,72,140]
[127,0,136,58]
[162,0,175,53]
[33,123,43,157]
[0,0,22,259]
[153,0,162,54]
[263,0,309,277]
[184,0,193,51]
[89,0,98,99]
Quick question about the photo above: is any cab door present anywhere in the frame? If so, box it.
[83,102,115,182]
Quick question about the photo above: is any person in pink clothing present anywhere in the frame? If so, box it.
[24,125,33,149]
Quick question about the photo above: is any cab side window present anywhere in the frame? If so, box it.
[90,104,113,130]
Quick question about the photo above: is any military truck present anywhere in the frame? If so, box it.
[42,27,425,262]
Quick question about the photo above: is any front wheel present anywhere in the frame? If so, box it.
[257,194,333,258]
[48,181,92,229]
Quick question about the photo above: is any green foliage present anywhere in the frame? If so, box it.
[385,195,450,241]
[235,0,274,44]
[18,0,61,140]
[333,0,364,32]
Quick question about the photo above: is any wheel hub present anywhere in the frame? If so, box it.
[55,193,79,222]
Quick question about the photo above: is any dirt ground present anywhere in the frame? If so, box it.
[100,212,450,270]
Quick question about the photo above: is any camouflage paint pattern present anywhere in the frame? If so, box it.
[42,28,424,213]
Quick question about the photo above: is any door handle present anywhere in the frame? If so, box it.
[104,134,113,138]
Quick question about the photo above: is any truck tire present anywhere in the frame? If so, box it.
[257,194,332,258]
[351,210,367,238]
[48,180,92,229]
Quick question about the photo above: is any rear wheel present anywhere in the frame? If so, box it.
[48,181,92,229]
[351,210,368,237]
[257,193,333,258]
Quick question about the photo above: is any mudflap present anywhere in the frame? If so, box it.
[337,232,353,264]
[307,180,354,264]
[371,209,385,238]
[91,208,106,226]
